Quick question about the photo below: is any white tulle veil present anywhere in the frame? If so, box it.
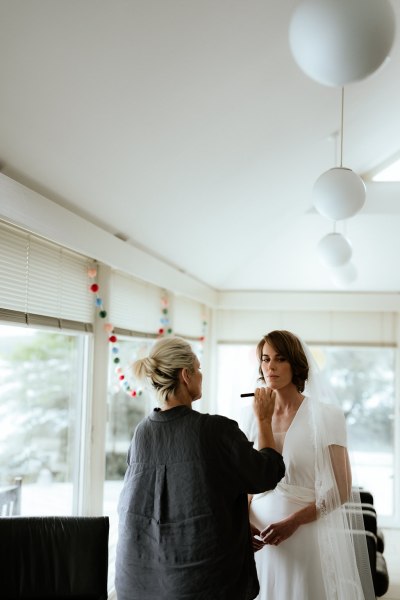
[300,339,375,600]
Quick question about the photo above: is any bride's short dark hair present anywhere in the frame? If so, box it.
[256,330,309,392]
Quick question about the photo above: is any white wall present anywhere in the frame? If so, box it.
[215,308,397,346]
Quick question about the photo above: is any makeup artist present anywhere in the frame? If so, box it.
[115,336,285,600]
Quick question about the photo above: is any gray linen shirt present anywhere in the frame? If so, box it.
[115,405,285,600]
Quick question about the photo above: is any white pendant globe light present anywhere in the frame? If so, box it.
[289,0,395,87]
[313,166,366,221]
[331,262,358,287]
[317,232,352,267]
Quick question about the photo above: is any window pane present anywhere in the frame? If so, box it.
[311,345,396,521]
[216,344,258,422]
[0,324,88,516]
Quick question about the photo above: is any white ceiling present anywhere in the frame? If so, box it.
[1,0,400,294]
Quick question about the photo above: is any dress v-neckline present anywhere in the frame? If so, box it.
[275,396,307,453]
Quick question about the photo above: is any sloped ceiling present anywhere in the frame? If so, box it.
[1,0,400,293]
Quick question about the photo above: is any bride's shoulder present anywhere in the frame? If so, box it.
[317,402,346,433]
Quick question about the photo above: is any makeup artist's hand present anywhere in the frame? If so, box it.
[250,522,265,552]
[253,387,275,423]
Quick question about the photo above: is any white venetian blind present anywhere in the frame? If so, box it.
[0,221,94,328]
[109,271,161,333]
[174,295,205,338]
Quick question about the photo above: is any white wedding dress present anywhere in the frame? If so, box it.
[243,397,353,600]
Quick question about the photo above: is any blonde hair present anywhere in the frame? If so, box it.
[133,337,196,403]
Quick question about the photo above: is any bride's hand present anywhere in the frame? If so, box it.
[260,515,299,546]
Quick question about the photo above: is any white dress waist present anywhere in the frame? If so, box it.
[253,482,316,506]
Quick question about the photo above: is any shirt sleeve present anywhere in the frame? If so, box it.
[205,414,285,495]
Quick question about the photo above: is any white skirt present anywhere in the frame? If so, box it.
[250,484,326,600]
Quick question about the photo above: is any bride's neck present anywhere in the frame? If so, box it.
[274,386,304,412]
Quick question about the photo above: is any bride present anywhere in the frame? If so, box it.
[241,330,375,600]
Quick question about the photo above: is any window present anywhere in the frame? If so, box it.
[311,345,396,524]
[216,344,259,423]
[0,323,89,515]
[105,336,155,485]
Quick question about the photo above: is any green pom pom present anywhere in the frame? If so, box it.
[99,310,107,318]
[113,357,120,364]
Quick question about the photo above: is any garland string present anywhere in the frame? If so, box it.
[88,267,142,397]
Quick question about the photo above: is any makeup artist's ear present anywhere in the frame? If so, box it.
[181,368,191,386]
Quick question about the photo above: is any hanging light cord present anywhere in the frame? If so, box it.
[340,86,344,168]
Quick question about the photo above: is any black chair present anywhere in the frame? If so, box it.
[0,515,109,599]
[359,489,374,506]
[353,488,385,553]
[347,501,385,554]
[0,477,22,516]
[345,505,389,597]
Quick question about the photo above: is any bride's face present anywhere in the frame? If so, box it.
[261,342,293,390]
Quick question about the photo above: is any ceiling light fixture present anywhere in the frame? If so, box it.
[330,262,358,287]
[289,0,395,87]
[313,88,366,221]
[317,231,352,268]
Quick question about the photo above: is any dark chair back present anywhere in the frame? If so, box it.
[0,515,109,599]
[345,504,389,597]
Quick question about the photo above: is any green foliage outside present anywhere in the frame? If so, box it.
[314,346,395,452]
[0,330,79,485]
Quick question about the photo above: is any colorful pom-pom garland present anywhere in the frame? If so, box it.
[158,290,173,337]
[88,270,207,393]
[88,267,142,398]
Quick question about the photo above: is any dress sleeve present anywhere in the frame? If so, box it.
[323,404,347,447]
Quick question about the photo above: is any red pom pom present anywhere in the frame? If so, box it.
[109,335,117,343]
[200,336,205,342]
[119,375,125,381]
[90,283,99,293]
[131,390,137,397]
[158,328,164,335]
